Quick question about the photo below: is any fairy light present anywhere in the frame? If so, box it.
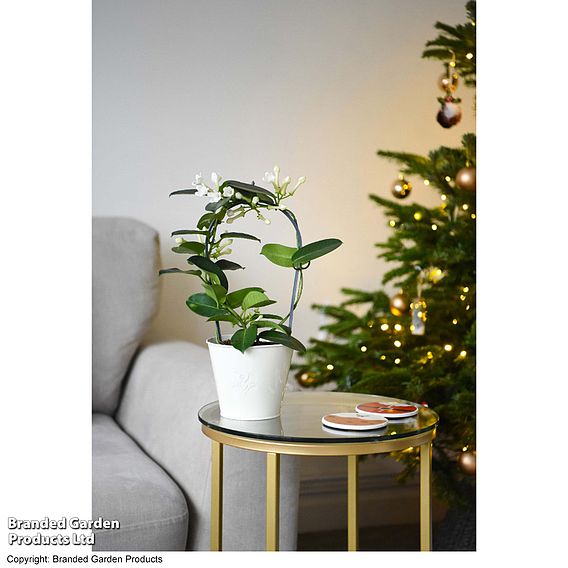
[462,204,469,211]
[394,323,402,331]
[360,345,368,353]
[394,358,401,364]
[389,219,396,227]
[367,321,374,328]
[463,287,469,293]
[463,445,469,452]
[459,350,467,358]
[394,340,402,348]
[423,179,430,186]
[427,351,433,359]
[444,344,453,352]
[466,52,474,60]
[449,61,456,67]
[326,364,334,370]
[431,224,438,231]
[414,212,422,221]
[380,355,386,360]
[452,318,458,325]
[441,194,447,201]
[445,176,451,182]
[409,324,415,332]
[466,305,471,310]
[460,294,466,301]
[380,323,389,331]
[471,213,476,219]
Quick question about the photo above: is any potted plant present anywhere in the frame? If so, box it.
[161,166,342,420]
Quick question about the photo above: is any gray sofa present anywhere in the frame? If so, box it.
[92,217,300,551]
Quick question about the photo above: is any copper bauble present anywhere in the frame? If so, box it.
[438,72,459,93]
[391,178,412,199]
[458,450,476,476]
[455,167,476,192]
[436,99,462,128]
[390,292,410,316]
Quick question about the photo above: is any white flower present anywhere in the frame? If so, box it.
[192,173,204,187]
[211,172,222,187]
[251,196,259,205]
[223,187,234,198]
[235,192,243,200]
[175,237,184,244]
[263,171,275,183]
[195,184,208,197]
[292,176,306,192]
[208,191,222,203]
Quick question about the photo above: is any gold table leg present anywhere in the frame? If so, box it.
[211,440,223,551]
[266,452,280,551]
[420,442,432,551]
[347,454,359,551]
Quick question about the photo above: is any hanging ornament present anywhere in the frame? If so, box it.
[455,166,476,191]
[391,176,412,199]
[438,71,459,94]
[437,96,462,128]
[296,371,318,387]
[390,292,410,316]
[458,450,476,476]
[411,297,427,335]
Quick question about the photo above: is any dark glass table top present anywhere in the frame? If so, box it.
[198,392,438,444]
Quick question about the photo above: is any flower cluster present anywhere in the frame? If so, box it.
[191,172,234,203]
[263,165,306,196]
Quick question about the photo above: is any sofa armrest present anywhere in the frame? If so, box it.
[115,341,300,551]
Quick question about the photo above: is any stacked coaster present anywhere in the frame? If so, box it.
[322,401,419,431]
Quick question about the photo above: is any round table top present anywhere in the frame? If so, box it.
[198,391,438,445]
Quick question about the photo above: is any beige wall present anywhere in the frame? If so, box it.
[93,0,475,349]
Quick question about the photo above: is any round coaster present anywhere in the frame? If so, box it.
[321,412,388,431]
[355,401,418,419]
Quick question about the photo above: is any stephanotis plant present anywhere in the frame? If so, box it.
[160,166,342,353]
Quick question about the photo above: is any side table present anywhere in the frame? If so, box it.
[198,391,438,551]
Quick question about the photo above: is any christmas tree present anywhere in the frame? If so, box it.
[295,1,476,507]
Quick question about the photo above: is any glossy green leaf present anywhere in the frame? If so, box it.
[203,283,227,305]
[225,287,265,309]
[169,189,197,197]
[186,293,227,318]
[255,320,291,334]
[219,232,261,242]
[260,243,298,268]
[171,241,205,255]
[258,330,306,353]
[188,256,228,290]
[242,291,276,311]
[221,180,276,204]
[158,268,202,276]
[207,313,239,324]
[216,259,244,271]
[196,213,215,229]
[231,325,258,353]
[206,197,230,212]
[171,229,208,236]
[291,238,342,266]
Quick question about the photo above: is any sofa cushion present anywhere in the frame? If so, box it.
[92,217,160,414]
[92,413,188,551]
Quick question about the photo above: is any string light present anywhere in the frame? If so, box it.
[471,213,476,219]
[360,345,368,353]
[394,323,402,331]
[380,355,386,360]
[380,323,389,331]
[394,340,402,348]
[423,179,430,186]
[444,176,451,182]
[431,224,438,231]
[444,344,453,352]
[466,52,474,59]
[414,212,422,221]
[394,358,401,364]
[367,321,374,328]
[409,324,415,332]
[462,204,469,210]
[441,194,447,201]
[452,318,458,325]
[389,219,396,227]
[463,287,469,293]
[427,352,433,359]
[460,294,466,301]
[449,61,456,67]
[462,445,469,452]
[466,305,471,310]
[326,364,334,370]
[459,350,467,358]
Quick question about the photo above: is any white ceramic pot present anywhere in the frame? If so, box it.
[207,337,293,420]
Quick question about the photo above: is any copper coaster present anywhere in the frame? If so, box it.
[356,401,418,419]
[321,412,388,431]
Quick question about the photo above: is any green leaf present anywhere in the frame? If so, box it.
[207,313,239,324]
[225,287,265,309]
[220,232,261,242]
[291,238,342,266]
[197,213,215,229]
[169,189,197,197]
[216,259,244,271]
[158,268,202,276]
[242,291,276,311]
[206,197,230,212]
[188,256,228,290]
[203,283,227,305]
[255,320,291,334]
[171,229,208,236]
[260,243,298,267]
[171,241,206,255]
[258,330,306,353]
[186,293,228,318]
[231,325,258,353]
[221,180,276,204]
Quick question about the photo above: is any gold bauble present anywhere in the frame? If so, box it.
[391,178,412,199]
[458,450,476,476]
[455,167,476,191]
[297,371,318,387]
[390,292,410,316]
[438,72,459,93]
